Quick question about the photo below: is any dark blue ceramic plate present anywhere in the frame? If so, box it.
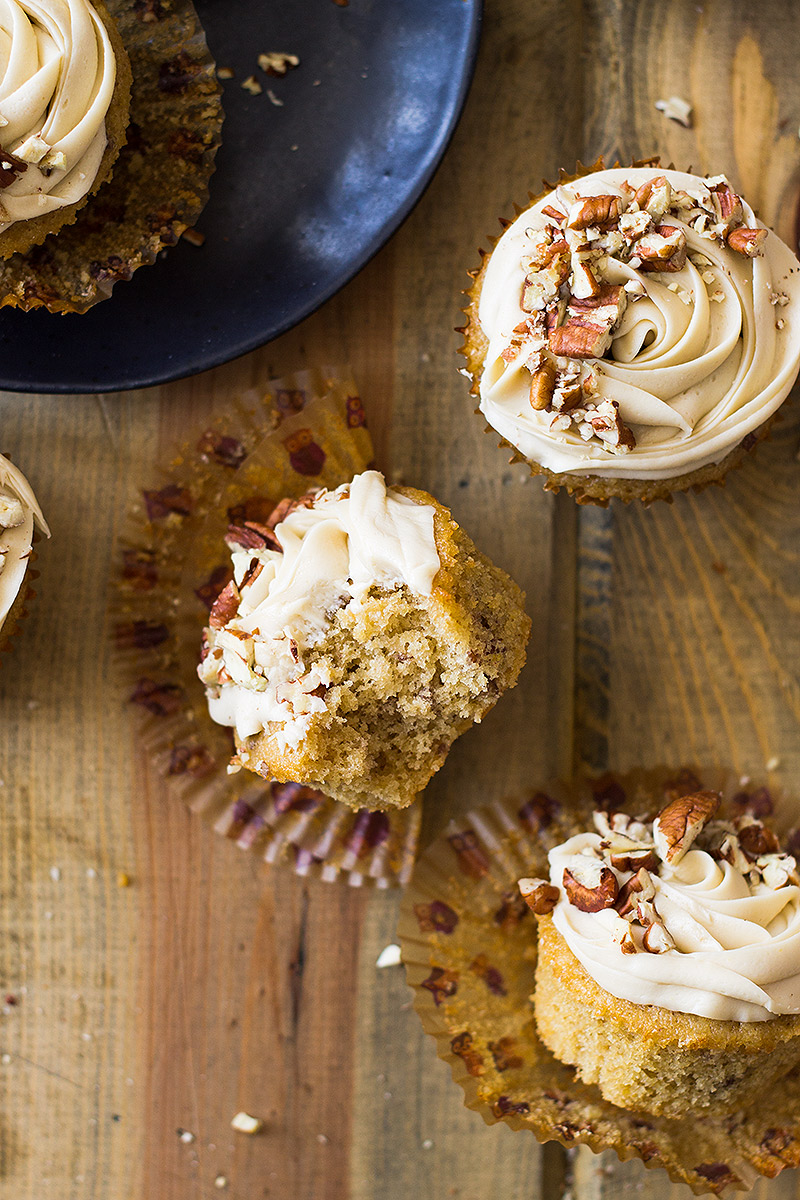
[0,0,481,394]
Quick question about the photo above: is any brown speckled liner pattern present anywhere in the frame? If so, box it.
[0,0,223,312]
[398,768,800,1194]
[111,369,422,888]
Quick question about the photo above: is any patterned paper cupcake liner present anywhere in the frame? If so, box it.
[398,767,800,1194]
[458,157,776,507]
[111,368,422,887]
[0,0,223,313]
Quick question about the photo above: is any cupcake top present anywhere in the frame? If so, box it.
[199,471,441,749]
[521,789,800,1021]
[478,166,800,480]
[0,0,117,233]
[0,452,47,633]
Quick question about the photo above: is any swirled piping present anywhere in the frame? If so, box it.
[478,168,800,480]
[0,0,117,231]
[547,827,800,1021]
[0,452,48,633]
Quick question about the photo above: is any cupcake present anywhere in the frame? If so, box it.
[198,469,530,811]
[399,769,800,1192]
[462,162,800,503]
[0,0,222,312]
[0,0,132,260]
[0,453,48,651]
[527,786,800,1117]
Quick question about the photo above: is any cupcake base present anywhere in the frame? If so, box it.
[535,913,800,1118]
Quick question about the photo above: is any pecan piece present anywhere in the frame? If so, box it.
[653,790,721,865]
[588,398,636,451]
[643,922,675,953]
[737,821,780,860]
[208,579,241,629]
[518,877,559,914]
[631,175,672,219]
[636,225,687,272]
[529,357,556,410]
[562,860,618,912]
[726,226,767,257]
[567,194,625,231]
[615,868,655,917]
[708,181,743,230]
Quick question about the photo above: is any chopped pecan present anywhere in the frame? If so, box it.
[726,226,767,257]
[0,144,27,188]
[631,175,672,218]
[562,860,618,912]
[653,790,721,865]
[518,877,559,914]
[588,398,636,451]
[737,821,780,860]
[615,868,655,917]
[529,357,556,410]
[571,260,601,299]
[643,922,675,953]
[708,181,743,230]
[208,579,241,629]
[225,523,271,551]
[636,224,687,272]
[567,194,625,231]
[541,204,566,223]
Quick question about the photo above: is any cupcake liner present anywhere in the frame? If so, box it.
[458,157,777,507]
[112,367,423,888]
[398,767,800,1194]
[0,0,223,313]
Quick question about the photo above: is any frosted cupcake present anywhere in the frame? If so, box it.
[0,0,222,312]
[198,470,530,812]
[462,163,800,503]
[526,787,800,1116]
[0,453,48,652]
[0,0,132,260]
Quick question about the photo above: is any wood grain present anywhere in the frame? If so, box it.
[2,0,800,1198]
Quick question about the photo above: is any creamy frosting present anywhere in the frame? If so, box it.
[548,828,800,1021]
[478,167,800,480]
[0,452,48,632]
[200,471,441,750]
[0,0,117,232]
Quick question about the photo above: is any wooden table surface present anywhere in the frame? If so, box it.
[2,0,800,1196]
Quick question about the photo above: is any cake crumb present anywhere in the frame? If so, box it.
[231,1111,263,1134]
[266,89,284,107]
[177,1129,195,1144]
[766,756,781,772]
[316,1133,329,1144]
[214,1178,228,1191]
[376,944,402,968]
[257,52,299,77]
[182,228,206,247]
[241,76,262,96]
[655,96,693,127]
[216,67,234,81]
[117,872,131,888]
[49,866,61,882]
[422,1138,434,1150]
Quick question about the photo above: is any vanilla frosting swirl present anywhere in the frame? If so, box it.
[479,167,800,480]
[549,831,800,1021]
[0,452,48,633]
[200,471,441,750]
[0,0,116,231]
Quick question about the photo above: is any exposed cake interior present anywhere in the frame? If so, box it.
[199,471,530,810]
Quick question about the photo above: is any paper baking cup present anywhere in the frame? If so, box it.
[458,157,774,506]
[0,0,223,313]
[112,368,422,888]
[398,767,800,1194]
